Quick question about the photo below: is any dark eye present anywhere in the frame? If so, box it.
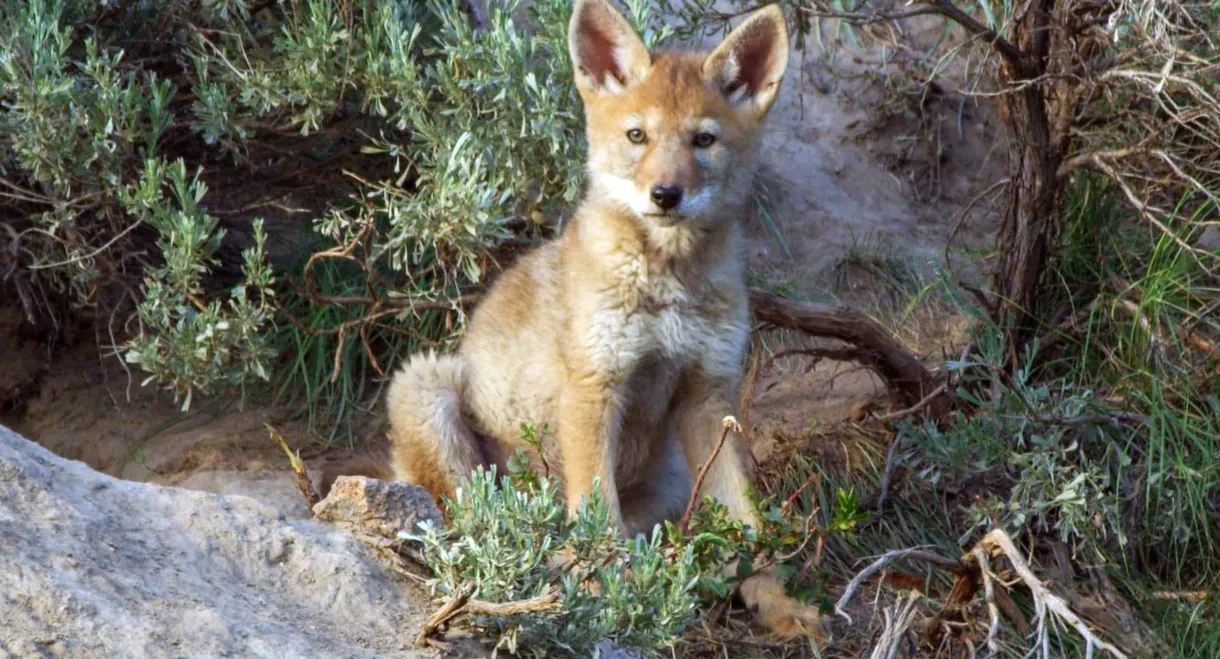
[693,132,717,148]
[626,128,646,144]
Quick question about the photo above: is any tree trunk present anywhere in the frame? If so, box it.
[989,0,1074,356]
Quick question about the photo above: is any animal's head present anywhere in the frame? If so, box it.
[568,0,789,230]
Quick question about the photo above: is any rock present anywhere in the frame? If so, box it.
[0,423,453,659]
[1197,224,1220,253]
[313,475,443,540]
[176,469,314,520]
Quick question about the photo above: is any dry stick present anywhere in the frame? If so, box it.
[1140,590,1208,604]
[874,383,951,423]
[27,219,144,270]
[748,290,947,412]
[417,584,474,646]
[835,548,964,625]
[679,416,741,533]
[992,582,1031,637]
[926,0,1026,65]
[454,590,562,621]
[416,584,561,647]
[972,529,1128,659]
[1090,156,1218,272]
[972,546,1001,657]
[267,424,319,508]
[867,590,923,659]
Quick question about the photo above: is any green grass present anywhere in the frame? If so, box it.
[1152,598,1220,659]
[1043,175,1220,584]
[271,255,453,448]
[831,231,933,313]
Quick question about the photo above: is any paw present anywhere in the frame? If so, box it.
[740,573,831,642]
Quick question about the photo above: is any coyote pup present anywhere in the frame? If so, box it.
[386,0,825,639]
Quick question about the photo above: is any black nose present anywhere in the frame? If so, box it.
[650,185,683,211]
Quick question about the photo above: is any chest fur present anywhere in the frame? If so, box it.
[580,254,743,377]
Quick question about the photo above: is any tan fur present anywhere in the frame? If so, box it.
[382,0,826,640]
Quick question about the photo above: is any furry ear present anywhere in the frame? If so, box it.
[568,0,651,97]
[702,5,789,116]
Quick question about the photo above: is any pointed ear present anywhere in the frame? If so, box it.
[702,4,789,117]
[568,0,651,97]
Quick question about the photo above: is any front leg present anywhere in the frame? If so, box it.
[556,374,624,533]
[672,369,754,524]
[674,368,829,641]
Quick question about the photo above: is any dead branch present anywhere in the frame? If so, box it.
[267,424,319,508]
[967,528,1129,659]
[835,548,964,624]
[417,583,562,646]
[925,0,1026,66]
[1139,590,1208,604]
[992,580,1031,637]
[841,531,1130,658]
[972,546,1001,656]
[867,590,923,659]
[417,584,475,646]
[749,290,951,414]
[874,383,950,423]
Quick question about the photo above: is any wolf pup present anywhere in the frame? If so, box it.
[383,0,825,639]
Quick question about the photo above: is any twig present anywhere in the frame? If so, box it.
[992,580,1031,637]
[970,528,1128,659]
[874,433,905,512]
[797,6,944,24]
[874,383,950,423]
[1089,156,1218,271]
[925,0,1026,65]
[417,584,475,646]
[1139,590,1207,604]
[835,548,963,624]
[765,346,863,372]
[679,416,741,533]
[313,293,481,311]
[416,584,561,646]
[27,220,144,270]
[738,342,762,440]
[972,546,1001,656]
[267,424,319,508]
[944,178,1010,281]
[867,590,923,659]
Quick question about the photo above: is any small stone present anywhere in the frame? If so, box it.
[1196,225,1220,253]
[312,475,442,539]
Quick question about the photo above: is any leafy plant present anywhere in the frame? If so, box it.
[412,468,701,657]
[122,158,276,411]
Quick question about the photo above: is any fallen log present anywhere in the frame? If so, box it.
[748,289,951,416]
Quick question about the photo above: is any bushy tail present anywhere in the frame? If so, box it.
[384,351,485,502]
